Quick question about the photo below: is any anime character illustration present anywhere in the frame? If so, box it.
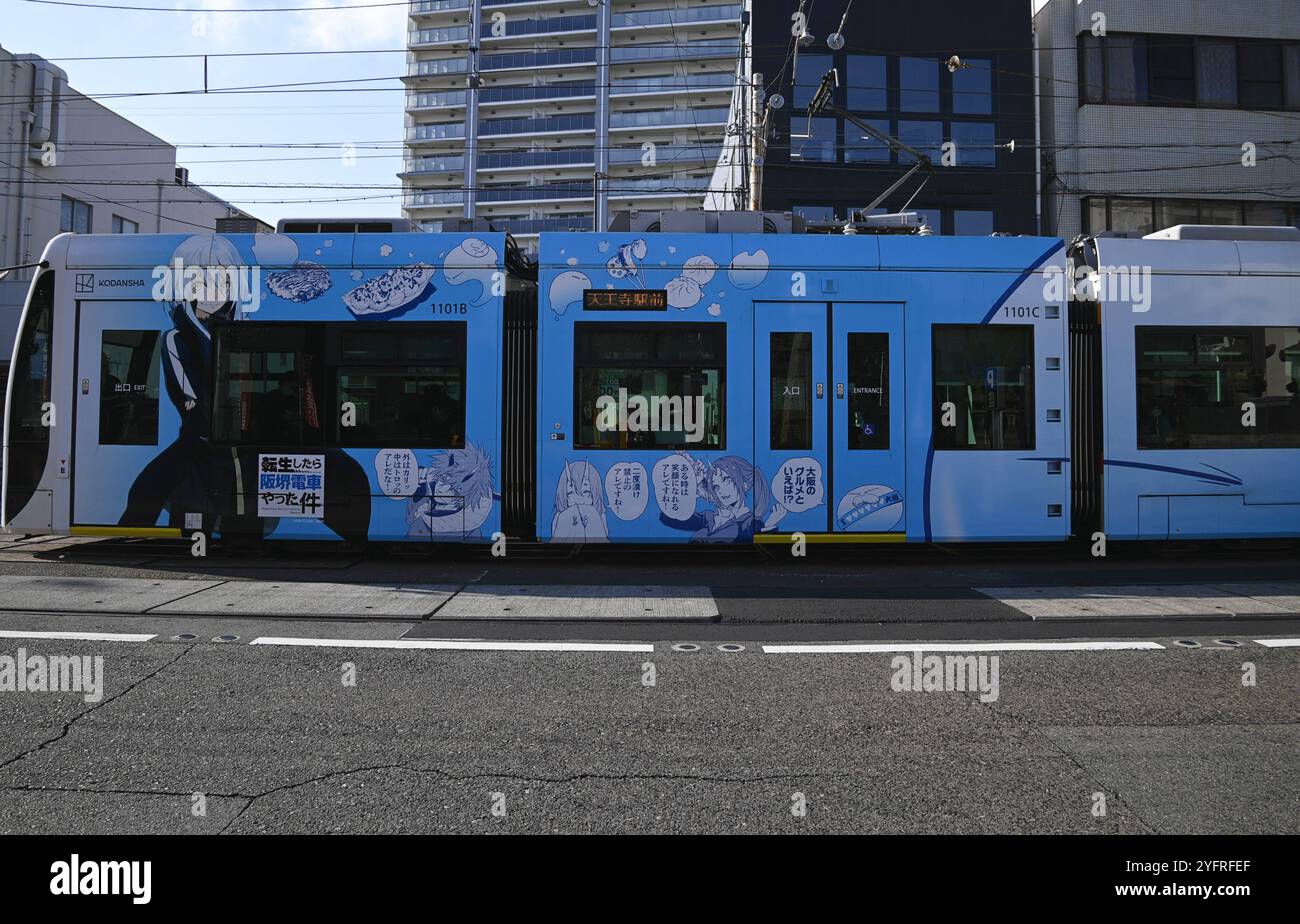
[119,233,372,543]
[659,453,784,543]
[119,234,244,531]
[405,442,496,538]
[550,460,609,543]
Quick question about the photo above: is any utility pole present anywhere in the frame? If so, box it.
[749,72,768,211]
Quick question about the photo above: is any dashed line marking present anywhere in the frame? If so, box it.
[762,640,1166,654]
[1252,638,1300,648]
[249,636,655,653]
[0,629,157,642]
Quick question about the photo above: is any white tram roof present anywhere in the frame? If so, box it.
[1094,225,1300,275]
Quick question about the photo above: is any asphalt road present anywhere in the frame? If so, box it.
[0,536,1296,835]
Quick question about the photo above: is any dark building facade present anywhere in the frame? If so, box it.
[753,0,1038,236]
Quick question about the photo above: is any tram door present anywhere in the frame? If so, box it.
[755,302,906,538]
[73,302,173,528]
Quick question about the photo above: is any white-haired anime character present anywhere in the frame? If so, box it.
[550,460,609,542]
[406,442,496,538]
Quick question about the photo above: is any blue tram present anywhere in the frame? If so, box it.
[3,216,1297,545]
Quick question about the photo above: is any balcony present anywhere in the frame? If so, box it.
[479,183,593,203]
[407,58,469,79]
[408,89,468,110]
[407,122,467,142]
[410,0,469,14]
[409,25,470,46]
[612,4,742,29]
[609,107,731,129]
[481,13,595,39]
[480,113,594,136]
[407,189,466,208]
[479,82,595,105]
[612,40,738,64]
[403,154,466,175]
[491,216,594,234]
[481,47,596,72]
[611,71,735,97]
[608,144,721,167]
[477,147,594,170]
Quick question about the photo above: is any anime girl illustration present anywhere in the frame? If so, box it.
[405,442,495,538]
[659,453,785,543]
[550,460,609,543]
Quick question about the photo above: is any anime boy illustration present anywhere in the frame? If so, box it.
[550,460,609,543]
[659,453,784,543]
[405,442,495,538]
[120,233,372,544]
[119,234,243,530]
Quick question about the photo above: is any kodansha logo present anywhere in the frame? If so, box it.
[49,855,151,904]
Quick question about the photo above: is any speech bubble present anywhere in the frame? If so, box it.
[771,456,825,512]
[652,454,698,521]
[604,461,649,521]
[374,448,419,498]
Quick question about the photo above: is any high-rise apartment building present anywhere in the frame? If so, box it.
[401,0,748,248]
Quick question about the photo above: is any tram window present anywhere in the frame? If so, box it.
[332,325,466,448]
[99,330,161,445]
[5,273,54,517]
[1135,326,1300,449]
[574,323,725,450]
[212,325,325,447]
[770,332,812,450]
[932,325,1035,450]
[847,333,890,450]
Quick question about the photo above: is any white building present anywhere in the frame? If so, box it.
[0,46,265,349]
[401,0,748,249]
[1034,0,1300,237]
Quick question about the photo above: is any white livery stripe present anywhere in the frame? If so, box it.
[0,629,156,642]
[1252,638,1300,648]
[762,640,1165,654]
[250,636,654,652]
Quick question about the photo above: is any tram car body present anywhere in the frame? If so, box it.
[4,220,1298,546]
[1071,230,1300,540]
[3,229,517,543]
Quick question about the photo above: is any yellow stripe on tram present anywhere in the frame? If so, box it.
[753,532,906,544]
[71,526,184,538]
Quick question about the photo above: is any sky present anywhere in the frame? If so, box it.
[2,0,412,226]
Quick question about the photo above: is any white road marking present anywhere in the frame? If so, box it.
[762,640,1166,654]
[250,636,654,652]
[0,629,156,642]
[1252,638,1300,648]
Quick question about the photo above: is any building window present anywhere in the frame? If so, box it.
[791,117,837,163]
[847,54,887,111]
[843,117,892,163]
[952,59,993,114]
[795,53,833,108]
[60,196,92,234]
[99,330,161,445]
[1087,196,1300,233]
[953,210,995,236]
[573,324,725,450]
[899,56,940,112]
[332,326,467,448]
[950,122,997,166]
[932,325,1035,450]
[1135,327,1300,449]
[111,215,138,234]
[896,120,944,161]
[1079,32,1300,110]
